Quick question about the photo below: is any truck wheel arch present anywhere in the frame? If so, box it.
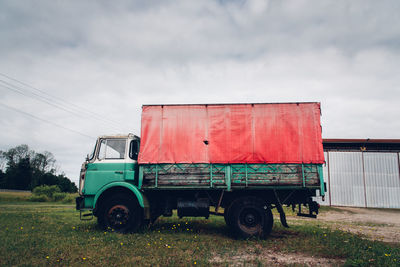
[93,183,146,216]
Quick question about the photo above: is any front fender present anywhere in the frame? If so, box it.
[94,182,144,208]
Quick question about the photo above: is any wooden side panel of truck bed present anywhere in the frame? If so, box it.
[140,163,322,189]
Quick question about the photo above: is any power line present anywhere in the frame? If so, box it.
[0,102,94,139]
[0,72,125,132]
[0,72,124,128]
[0,79,123,133]
[0,81,93,123]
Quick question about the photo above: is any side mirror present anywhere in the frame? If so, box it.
[86,154,90,161]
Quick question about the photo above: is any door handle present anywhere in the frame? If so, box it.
[115,171,124,174]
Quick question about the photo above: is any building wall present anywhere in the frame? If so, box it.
[319,151,400,209]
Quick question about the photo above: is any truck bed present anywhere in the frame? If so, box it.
[139,163,323,190]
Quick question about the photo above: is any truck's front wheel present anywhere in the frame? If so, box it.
[230,197,273,239]
[97,194,143,233]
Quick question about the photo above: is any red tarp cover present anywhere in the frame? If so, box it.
[138,103,324,164]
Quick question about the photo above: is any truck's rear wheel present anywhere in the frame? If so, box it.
[98,194,143,233]
[229,197,273,239]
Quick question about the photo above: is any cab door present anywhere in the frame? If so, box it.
[124,139,139,182]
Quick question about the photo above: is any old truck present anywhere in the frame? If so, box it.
[76,103,325,238]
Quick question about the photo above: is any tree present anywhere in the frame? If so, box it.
[0,169,5,188]
[0,150,6,172]
[0,144,77,192]
[31,151,56,173]
[5,158,32,190]
[57,174,78,193]
[2,145,32,169]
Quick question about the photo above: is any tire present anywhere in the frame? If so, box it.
[97,194,143,233]
[229,197,273,239]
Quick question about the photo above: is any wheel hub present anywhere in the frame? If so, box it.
[108,205,130,227]
[239,208,262,229]
[244,214,256,225]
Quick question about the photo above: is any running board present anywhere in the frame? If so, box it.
[80,210,93,221]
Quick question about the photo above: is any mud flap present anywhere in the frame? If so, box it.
[273,190,289,228]
[276,202,289,228]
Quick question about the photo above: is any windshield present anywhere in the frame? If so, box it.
[98,139,126,160]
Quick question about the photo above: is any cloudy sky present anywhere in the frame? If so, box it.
[1,0,399,185]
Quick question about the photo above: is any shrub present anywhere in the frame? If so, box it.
[30,185,76,203]
[29,195,49,202]
[32,185,61,198]
[53,192,67,201]
[61,194,76,204]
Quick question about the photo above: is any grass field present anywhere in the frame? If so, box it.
[0,191,32,202]
[0,192,399,266]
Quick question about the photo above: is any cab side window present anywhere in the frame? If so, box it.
[129,140,139,160]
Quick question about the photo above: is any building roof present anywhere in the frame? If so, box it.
[323,139,400,152]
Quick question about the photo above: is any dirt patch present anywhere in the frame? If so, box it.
[210,248,345,267]
[320,207,400,226]
[301,207,400,243]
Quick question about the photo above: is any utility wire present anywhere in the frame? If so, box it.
[0,72,124,127]
[0,79,123,133]
[0,72,125,132]
[0,81,99,125]
[0,102,95,139]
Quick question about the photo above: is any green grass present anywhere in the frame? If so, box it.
[0,191,32,202]
[0,194,399,266]
[0,190,78,204]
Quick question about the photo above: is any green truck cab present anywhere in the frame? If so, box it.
[76,134,144,228]
[76,103,325,238]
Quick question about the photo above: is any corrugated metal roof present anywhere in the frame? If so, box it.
[323,139,400,152]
